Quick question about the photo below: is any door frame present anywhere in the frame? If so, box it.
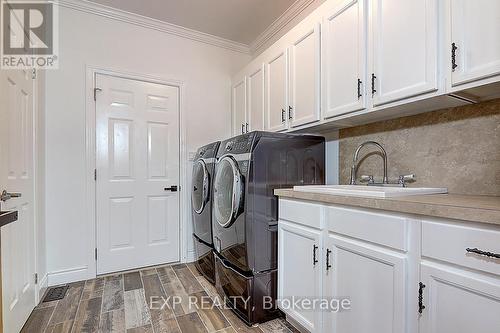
[85,66,188,279]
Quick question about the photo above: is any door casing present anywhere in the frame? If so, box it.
[85,66,188,279]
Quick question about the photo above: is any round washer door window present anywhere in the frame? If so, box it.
[213,156,243,228]
[191,160,209,214]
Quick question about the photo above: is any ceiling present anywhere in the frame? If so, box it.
[87,0,297,45]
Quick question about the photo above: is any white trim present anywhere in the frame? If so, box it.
[48,266,89,286]
[85,66,188,280]
[56,0,250,54]
[186,248,196,263]
[37,273,48,300]
[249,0,316,54]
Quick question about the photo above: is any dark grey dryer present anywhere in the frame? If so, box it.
[212,131,325,325]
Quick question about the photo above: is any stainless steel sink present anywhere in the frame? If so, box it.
[293,185,448,198]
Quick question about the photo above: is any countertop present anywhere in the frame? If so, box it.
[0,211,18,228]
[274,189,500,226]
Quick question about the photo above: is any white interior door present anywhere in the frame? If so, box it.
[0,69,37,333]
[96,74,180,275]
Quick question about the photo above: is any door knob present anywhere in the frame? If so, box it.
[164,186,178,192]
[1,190,22,202]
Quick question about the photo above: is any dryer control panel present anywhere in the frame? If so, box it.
[221,133,255,155]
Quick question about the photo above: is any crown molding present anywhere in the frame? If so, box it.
[55,0,251,54]
[249,0,315,55]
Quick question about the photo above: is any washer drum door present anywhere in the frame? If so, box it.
[213,156,244,229]
[192,159,210,214]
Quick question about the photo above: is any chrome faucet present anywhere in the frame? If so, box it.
[350,141,388,185]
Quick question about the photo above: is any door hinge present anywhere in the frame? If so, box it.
[94,87,102,101]
[34,273,38,284]
[32,68,37,80]
[418,282,426,314]
[94,169,97,181]
[95,248,98,261]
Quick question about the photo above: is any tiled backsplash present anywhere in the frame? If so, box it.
[337,99,500,196]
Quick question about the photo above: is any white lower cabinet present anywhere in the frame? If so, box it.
[278,198,500,333]
[278,220,323,332]
[324,234,406,333]
[419,262,500,333]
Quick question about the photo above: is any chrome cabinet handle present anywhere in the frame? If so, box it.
[288,106,293,120]
[241,124,245,134]
[246,123,249,133]
[357,78,362,99]
[466,247,500,259]
[1,190,22,202]
[281,109,286,123]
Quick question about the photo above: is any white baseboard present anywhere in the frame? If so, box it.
[186,248,196,263]
[47,266,90,286]
[37,273,49,302]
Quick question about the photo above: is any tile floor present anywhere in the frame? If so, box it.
[21,263,300,333]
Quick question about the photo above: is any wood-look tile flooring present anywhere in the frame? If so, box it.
[22,263,300,333]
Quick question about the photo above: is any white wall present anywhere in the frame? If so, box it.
[45,7,250,285]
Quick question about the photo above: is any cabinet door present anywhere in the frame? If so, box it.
[324,234,406,333]
[419,262,500,333]
[247,64,265,132]
[289,23,321,128]
[278,221,322,332]
[266,50,288,132]
[450,0,500,86]
[232,77,247,136]
[370,0,438,106]
[323,0,367,118]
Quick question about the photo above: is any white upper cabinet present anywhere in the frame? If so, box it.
[265,50,289,132]
[232,77,247,136]
[450,0,500,86]
[247,64,265,132]
[289,23,321,128]
[370,0,438,106]
[323,0,367,118]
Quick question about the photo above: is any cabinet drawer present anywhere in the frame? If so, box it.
[279,199,322,229]
[422,220,500,276]
[326,206,407,251]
